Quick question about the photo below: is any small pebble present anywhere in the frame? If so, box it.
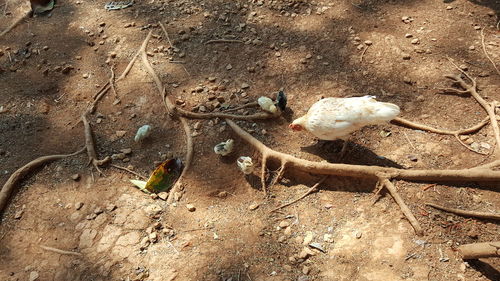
[226,64,232,70]
[71,173,81,181]
[303,231,314,245]
[106,203,117,212]
[405,33,413,38]
[249,203,259,210]
[411,38,420,44]
[241,83,250,89]
[279,221,290,228]
[446,6,453,10]
[364,40,373,46]
[302,266,311,275]
[186,204,196,212]
[149,232,158,243]
[355,232,362,239]
[75,202,84,210]
[158,192,168,201]
[14,210,23,219]
[402,53,411,60]
[120,148,132,155]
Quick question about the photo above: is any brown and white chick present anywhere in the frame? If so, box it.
[290,95,400,156]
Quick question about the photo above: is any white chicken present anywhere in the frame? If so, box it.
[290,96,400,155]
[214,139,234,156]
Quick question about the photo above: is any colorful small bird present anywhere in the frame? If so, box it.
[134,125,152,142]
[237,156,254,175]
[30,0,55,14]
[258,96,278,114]
[214,139,234,156]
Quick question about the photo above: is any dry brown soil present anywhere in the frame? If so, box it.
[1,0,500,280]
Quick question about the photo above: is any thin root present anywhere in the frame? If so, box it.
[381,178,423,235]
[271,176,328,212]
[110,164,147,180]
[426,203,500,220]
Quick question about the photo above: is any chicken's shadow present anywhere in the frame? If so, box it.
[300,140,404,168]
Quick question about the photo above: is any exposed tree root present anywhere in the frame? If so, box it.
[446,60,500,158]
[480,28,500,77]
[226,119,500,234]
[82,114,110,175]
[138,30,193,205]
[271,176,328,212]
[458,242,500,259]
[380,179,423,235]
[176,108,277,121]
[426,203,500,220]
[0,147,85,215]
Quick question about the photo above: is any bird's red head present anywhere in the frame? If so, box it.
[289,123,303,131]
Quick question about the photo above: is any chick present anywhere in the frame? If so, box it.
[258,96,277,114]
[134,125,152,142]
[214,139,234,156]
[237,156,254,175]
[276,90,287,111]
[30,0,54,14]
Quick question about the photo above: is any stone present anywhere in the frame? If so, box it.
[94,207,103,215]
[75,202,84,210]
[226,64,232,70]
[241,83,250,89]
[186,204,196,212]
[115,130,127,138]
[79,229,98,248]
[364,40,373,46]
[279,221,290,228]
[323,234,334,243]
[145,204,163,217]
[158,192,168,200]
[14,210,23,219]
[303,231,314,245]
[302,266,310,275]
[71,174,80,181]
[402,53,411,60]
[29,271,39,281]
[120,148,132,155]
[116,231,141,246]
[105,203,117,212]
[249,203,259,210]
[149,232,158,243]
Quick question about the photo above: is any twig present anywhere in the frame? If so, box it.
[205,39,244,44]
[422,184,436,191]
[110,164,147,180]
[109,66,118,99]
[426,203,500,220]
[381,179,423,235]
[81,114,110,175]
[177,107,277,121]
[40,245,82,256]
[0,147,86,214]
[164,238,180,254]
[480,28,500,77]
[360,45,369,62]
[89,31,152,113]
[271,176,328,212]
[222,102,258,113]
[158,21,175,48]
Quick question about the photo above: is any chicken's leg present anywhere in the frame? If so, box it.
[338,138,350,159]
